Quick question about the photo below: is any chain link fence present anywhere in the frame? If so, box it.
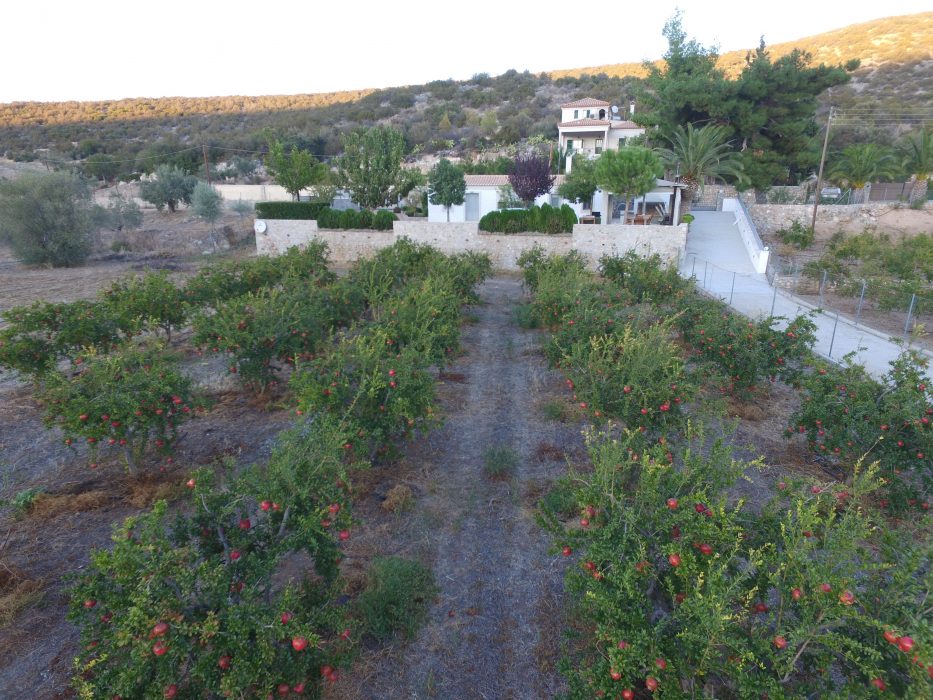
[766,256,932,353]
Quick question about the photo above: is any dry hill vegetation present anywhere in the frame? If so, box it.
[552,12,933,119]
[0,13,928,169]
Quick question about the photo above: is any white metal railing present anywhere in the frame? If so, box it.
[722,197,769,273]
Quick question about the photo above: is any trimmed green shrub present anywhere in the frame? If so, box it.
[479,203,577,234]
[373,210,396,230]
[315,207,396,230]
[254,201,330,220]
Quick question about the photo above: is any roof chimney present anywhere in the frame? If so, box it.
[629,101,635,116]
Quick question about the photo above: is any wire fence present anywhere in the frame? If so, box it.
[682,252,933,374]
[765,258,932,353]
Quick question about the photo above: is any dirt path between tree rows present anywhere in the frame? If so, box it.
[332,276,584,700]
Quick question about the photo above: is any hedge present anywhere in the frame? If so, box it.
[479,203,577,234]
[254,201,330,220]
[317,208,396,231]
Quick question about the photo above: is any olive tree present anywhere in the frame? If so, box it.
[139,165,197,213]
[0,171,96,266]
[191,181,224,249]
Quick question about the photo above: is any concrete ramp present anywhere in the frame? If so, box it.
[681,211,757,275]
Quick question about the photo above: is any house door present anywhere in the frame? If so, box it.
[465,193,480,221]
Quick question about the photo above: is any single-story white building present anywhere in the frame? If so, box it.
[428,174,571,223]
[427,174,686,226]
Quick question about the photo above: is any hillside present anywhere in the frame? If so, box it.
[550,12,933,120]
[0,13,928,170]
[551,12,932,79]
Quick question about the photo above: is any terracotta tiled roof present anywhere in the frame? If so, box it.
[560,98,611,108]
[558,119,611,128]
[464,175,566,188]
[464,175,510,186]
[609,120,641,129]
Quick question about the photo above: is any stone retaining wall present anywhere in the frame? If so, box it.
[255,219,687,270]
[749,202,932,236]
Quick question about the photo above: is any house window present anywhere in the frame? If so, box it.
[566,139,574,152]
[585,110,591,118]
[550,195,561,207]
[595,138,603,154]
[573,110,578,119]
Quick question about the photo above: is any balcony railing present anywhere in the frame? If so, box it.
[566,147,602,158]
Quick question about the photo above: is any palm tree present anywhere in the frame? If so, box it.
[900,129,932,205]
[654,123,745,210]
[828,143,899,204]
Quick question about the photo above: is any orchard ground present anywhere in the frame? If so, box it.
[0,207,922,696]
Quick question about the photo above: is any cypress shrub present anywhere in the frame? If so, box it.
[254,201,329,220]
[479,204,576,234]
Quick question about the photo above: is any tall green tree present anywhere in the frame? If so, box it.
[139,165,197,213]
[829,143,899,203]
[725,42,855,189]
[557,155,599,207]
[336,126,409,209]
[264,141,327,201]
[427,158,466,221]
[654,123,746,207]
[900,129,932,204]
[636,11,727,135]
[595,147,662,222]
[0,171,96,266]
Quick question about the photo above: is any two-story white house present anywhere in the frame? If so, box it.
[426,98,684,225]
[557,98,645,174]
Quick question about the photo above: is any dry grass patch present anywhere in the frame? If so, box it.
[534,441,566,463]
[382,485,414,513]
[0,565,44,629]
[125,480,179,508]
[727,398,767,422]
[26,490,112,518]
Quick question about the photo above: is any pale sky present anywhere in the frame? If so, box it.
[2,0,929,103]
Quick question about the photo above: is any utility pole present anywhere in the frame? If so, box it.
[202,144,212,186]
[810,106,834,233]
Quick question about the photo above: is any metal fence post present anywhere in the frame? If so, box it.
[828,312,840,358]
[855,279,866,325]
[729,271,736,305]
[704,261,708,289]
[904,293,917,337]
[770,283,778,317]
[691,256,696,278]
[819,270,828,306]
